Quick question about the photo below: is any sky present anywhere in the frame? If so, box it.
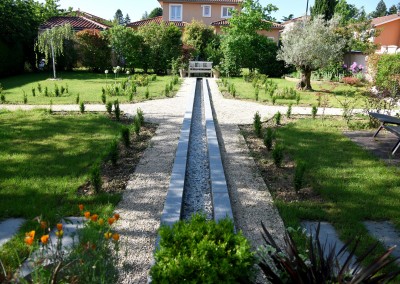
[37,0,400,22]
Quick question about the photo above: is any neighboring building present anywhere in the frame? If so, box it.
[127,16,187,29]
[371,13,400,54]
[39,11,110,32]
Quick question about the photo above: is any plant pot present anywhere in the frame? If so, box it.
[213,70,221,79]
[179,69,187,78]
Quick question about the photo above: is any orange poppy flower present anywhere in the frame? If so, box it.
[55,230,64,238]
[91,214,98,222]
[108,217,115,225]
[112,233,120,242]
[104,232,112,240]
[114,213,120,221]
[25,236,34,246]
[56,223,63,231]
[98,218,104,226]
[40,221,47,229]
[26,230,35,239]
[84,211,91,219]
[78,204,84,211]
[41,234,49,245]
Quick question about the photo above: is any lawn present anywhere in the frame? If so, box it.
[0,109,125,271]
[0,71,180,105]
[241,117,400,267]
[219,77,366,108]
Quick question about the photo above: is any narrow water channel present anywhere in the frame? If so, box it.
[182,79,212,220]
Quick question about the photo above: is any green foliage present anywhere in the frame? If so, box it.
[133,116,141,136]
[31,87,35,97]
[149,7,163,18]
[106,101,113,114]
[255,87,259,101]
[137,108,144,125]
[109,139,119,166]
[80,101,85,113]
[286,103,292,118]
[37,83,42,93]
[101,92,106,104]
[183,20,216,60]
[23,92,27,104]
[76,29,111,72]
[294,161,306,192]
[375,54,400,98]
[151,214,255,283]
[76,93,80,104]
[90,162,102,193]
[272,143,284,167]
[54,83,60,97]
[145,87,150,99]
[370,0,387,18]
[274,111,281,125]
[44,86,48,97]
[296,93,301,105]
[312,105,318,119]
[0,94,5,104]
[253,111,262,137]
[264,128,274,151]
[272,96,277,105]
[311,0,338,20]
[258,222,400,283]
[121,126,130,147]
[114,99,120,121]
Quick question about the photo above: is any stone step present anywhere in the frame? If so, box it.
[0,218,25,247]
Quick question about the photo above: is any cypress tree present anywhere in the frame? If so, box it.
[311,0,338,20]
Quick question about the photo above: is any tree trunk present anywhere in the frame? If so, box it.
[297,70,312,91]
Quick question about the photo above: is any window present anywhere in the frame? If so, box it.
[202,5,211,17]
[221,6,234,18]
[169,4,182,21]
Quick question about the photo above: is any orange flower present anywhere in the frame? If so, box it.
[108,217,115,225]
[25,236,34,246]
[104,232,112,240]
[114,213,120,221]
[56,223,63,231]
[91,214,98,222]
[78,204,84,211]
[41,234,49,245]
[26,230,35,239]
[40,221,47,229]
[84,211,91,219]
[112,233,120,242]
[98,218,104,226]
[55,230,64,238]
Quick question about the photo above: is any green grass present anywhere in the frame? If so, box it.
[219,77,366,108]
[272,118,400,264]
[0,71,180,105]
[0,110,124,272]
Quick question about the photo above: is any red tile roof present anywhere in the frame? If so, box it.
[372,14,400,26]
[211,19,283,29]
[40,16,109,31]
[127,16,187,28]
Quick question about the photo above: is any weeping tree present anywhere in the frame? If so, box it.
[277,15,346,90]
[35,24,74,79]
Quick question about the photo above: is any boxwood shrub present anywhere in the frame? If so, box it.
[150,214,255,283]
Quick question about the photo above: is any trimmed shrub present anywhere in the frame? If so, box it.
[272,144,284,167]
[286,103,292,118]
[31,87,35,97]
[137,108,144,125]
[312,105,318,119]
[76,94,80,104]
[114,100,120,121]
[106,101,113,114]
[0,94,5,104]
[80,101,85,113]
[294,161,306,192]
[264,128,274,151]
[90,163,102,193]
[274,111,281,125]
[253,111,262,137]
[37,83,42,93]
[109,140,119,166]
[54,84,60,97]
[145,87,149,99]
[23,92,27,104]
[101,92,106,104]
[133,116,141,135]
[150,214,254,283]
[255,87,259,101]
[121,127,130,147]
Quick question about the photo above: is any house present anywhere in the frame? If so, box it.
[39,11,110,32]
[371,13,400,54]
[128,0,282,43]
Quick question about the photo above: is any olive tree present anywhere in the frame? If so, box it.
[35,24,74,79]
[277,16,346,90]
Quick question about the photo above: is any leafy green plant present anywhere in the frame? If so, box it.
[137,108,144,125]
[106,101,112,114]
[114,100,120,121]
[294,161,306,192]
[79,101,85,113]
[54,84,60,97]
[133,116,141,136]
[109,139,119,166]
[264,128,274,151]
[253,111,262,137]
[151,214,255,283]
[65,83,68,94]
[60,85,65,95]
[255,87,259,101]
[121,126,130,147]
[258,222,400,283]
[37,83,42,93]
[31,87,36,97]
[90,163,102,193]
[145,87,149,99]
[272,96,277,105]
[275,111,281,125]
[23,91,27,104]
[296,93,301,105]
[44,86,48,97]
[286,103,292,118]
[76,94,80,104]
[312,105,318,119]
[272,144,284,167]
[101,92,106,104]
[0,94,5,104]
[164,84,170,97]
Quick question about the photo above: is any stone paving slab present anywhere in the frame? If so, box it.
[364,221,400,261]
[0,218,25,247]
[301,221,356,267]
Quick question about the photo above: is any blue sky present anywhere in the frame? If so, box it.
[38,0,400,22]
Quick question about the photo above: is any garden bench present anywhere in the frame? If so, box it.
[188,61,213,77]
[369,112,400,137]
[381,125,400,155]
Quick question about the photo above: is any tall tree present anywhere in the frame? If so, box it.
[114,9,124,25]
[183,20,216,60]
[149,7,163,18]
[282,14,294,21]
[124,14,131,24]
[76,29,111,71]
[277,16,346,90]
[141,11,149,20]
[311,0,338,20]
[370,0,387,18]
[35,24,74,79]
[334,0,358,25]
[388,5,398,14]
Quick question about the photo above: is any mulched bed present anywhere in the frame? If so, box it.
[239,118,323,203]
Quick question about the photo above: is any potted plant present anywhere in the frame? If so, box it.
[178,56,188,78]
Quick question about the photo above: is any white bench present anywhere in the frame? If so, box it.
[188,61,213,77]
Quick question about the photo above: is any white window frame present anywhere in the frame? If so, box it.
[202,5,211,17]
[221,6,234,18]
[169,4,182,21]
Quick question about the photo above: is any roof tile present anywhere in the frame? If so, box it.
[372,14,400,26]
[127,16,187,28]
[40,16,109,31]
